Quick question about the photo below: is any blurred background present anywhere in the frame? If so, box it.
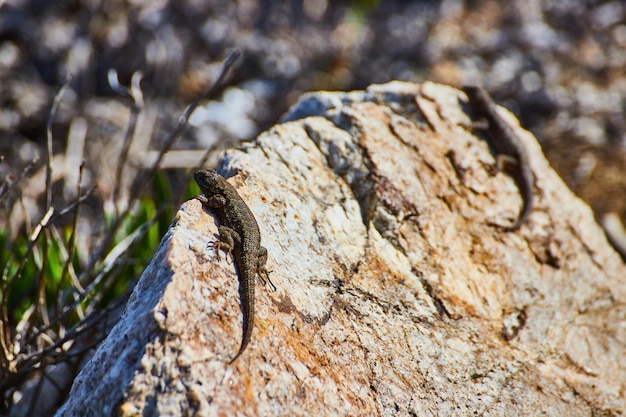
[1,0,625,414]
[2,0,626,227]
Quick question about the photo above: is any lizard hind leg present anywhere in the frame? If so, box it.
[256,246,276,291]
[257,269,276,292]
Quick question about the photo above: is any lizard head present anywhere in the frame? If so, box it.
[194,169,234,196]
[462,85,487,101]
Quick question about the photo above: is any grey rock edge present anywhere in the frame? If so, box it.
[57,82,626,416]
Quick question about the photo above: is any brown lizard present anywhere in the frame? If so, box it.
[194,169,272,364]
[463,85,534,231]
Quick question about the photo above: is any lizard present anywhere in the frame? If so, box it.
[194,169,273,364]
[462,85,534,231]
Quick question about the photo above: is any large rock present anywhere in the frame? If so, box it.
[58,81,626,416]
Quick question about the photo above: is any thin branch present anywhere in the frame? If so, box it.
[110,70,144,206]
[182,143,218,204]
[54,161,87,321]
[192,144,217,173]
[12,304,36,362]
[50,228,84,320]
[35,76,73,339]
[0,158,39,204]
[0,318,12,371]
[61,162,86,294]
[53,186,96,220]
[46,76,72,210]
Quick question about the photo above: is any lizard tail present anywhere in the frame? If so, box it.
[229,283,255,365]
[502,193,533,231]
[506,167,534,231]
[515,188,533,229]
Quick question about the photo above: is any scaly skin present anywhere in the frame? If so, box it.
[194,169,270,364]
[463,86,534,231]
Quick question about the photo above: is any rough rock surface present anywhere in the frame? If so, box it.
[58,81,626,416]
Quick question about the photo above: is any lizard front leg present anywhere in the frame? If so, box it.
[212,225,240,262]
[196,193,240,261]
